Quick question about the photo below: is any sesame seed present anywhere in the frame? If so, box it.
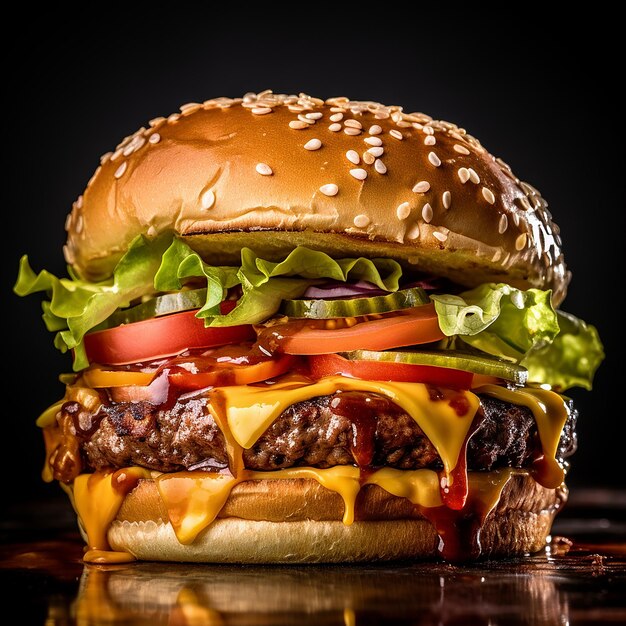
[413,181,430,193]
[515,233,528,250]
[369,124,383,135]
[367,146,384,157]
[353,214,370,228]
[306,112,323,120]
[428,152,442,167]
[304,138,322,151]
[344,127,362,136]
[364,136,383,147]
[298,114,316,125]
[492,249,502,262]
[114,162,127,179]
[375,110,390,119]
[289,120,308,130]
[148,133,161,144]
[167,113,180,123]
[345,119,363,129]
[64,213,72,231]
[319,183,339,197]
[518,196,532,211]
[75,214,83,234]
[149,116,165,127]
[256,163,273,176]
[513,212,520,227]
[63,244,74,264]
[252,107,272,115]
[76,195,83,209]
[482,187,496,204]
[346,150,360,165]
[374,159,387,174]
[424,135,436,146]
[147,225,157,237]
[330,113,344,122]
[453,144,470,155]
[423,126,434,135]
[396,202,411,220]
[350,168,368,181]
[422,203,433,223]
[433,231,448,242]
[363,151,375,165]
[330,106,344,113]
[397,120,412,128]
[407,224,420,240]
[468,168,480,184]
[201,189,216,210]
[497,214,508,234]
[389,129,403,140]
[329,123,342,132]
[110,148,124,162]
[123,136,145,156]
[443,191,451,209]
[100,152,112,164]
[458,167,470,183]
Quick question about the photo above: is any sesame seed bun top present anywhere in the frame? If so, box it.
[64,91,569,304]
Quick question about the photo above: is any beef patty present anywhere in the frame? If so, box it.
[51,390,577,483]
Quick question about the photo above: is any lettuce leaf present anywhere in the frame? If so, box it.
[154,237,240,315]
[207,247,403,326]
[15,234,174,370]
[432,283,560,361]
[522,311,604,391]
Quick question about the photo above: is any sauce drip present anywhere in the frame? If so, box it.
[329,393,382,467]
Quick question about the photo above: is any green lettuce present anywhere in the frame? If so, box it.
[14,234,174,370]
[206,247,403,327]
[432,283,560,361]
[153,237,240,315]
[432,283,602,390]
[522,311,604,391]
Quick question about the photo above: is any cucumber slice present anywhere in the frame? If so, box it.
[282,286,429,319]
[96,288,208,330]
[344,349,528,385]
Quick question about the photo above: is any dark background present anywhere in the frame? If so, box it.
[3,13,622,514]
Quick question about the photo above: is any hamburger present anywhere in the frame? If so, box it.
[14,91,604,563]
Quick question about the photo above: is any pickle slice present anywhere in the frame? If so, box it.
[344,349,528,384]
[282,286,429,319]
[96,288,208,329]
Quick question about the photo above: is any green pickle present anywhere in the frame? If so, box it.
[95,288,208,330]
[282,286,429,319]
[344,349,528,385]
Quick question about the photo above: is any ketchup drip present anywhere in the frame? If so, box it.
[329,392,379,467]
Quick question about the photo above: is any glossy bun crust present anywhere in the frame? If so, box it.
[104,474,563,562]
[64,91,569,304]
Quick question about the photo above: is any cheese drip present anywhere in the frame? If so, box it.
[218,375,479,485]
[475,385,570,488]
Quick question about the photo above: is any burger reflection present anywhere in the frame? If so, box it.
[69,559,570,626]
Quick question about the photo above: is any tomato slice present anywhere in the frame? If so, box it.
[259,304,444,355]
[168,351,297,390]
[83,309,255,366]
[309,353,472,389]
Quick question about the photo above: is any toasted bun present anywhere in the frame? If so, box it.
[103,474,563,563]
[64,92,569,304]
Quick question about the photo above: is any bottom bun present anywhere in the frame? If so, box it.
[104,473,564,563]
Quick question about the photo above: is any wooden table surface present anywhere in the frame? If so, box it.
[1,489,625,625]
